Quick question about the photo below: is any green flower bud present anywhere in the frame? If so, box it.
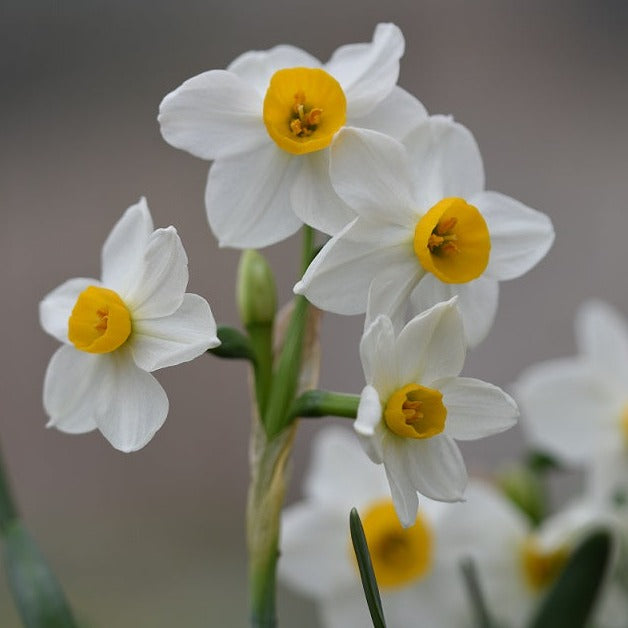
[237,250,277,328]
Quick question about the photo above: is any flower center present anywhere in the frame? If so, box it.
[521,538,568,592]
[413,197,491,284]
[384,383,447,440]
[263,67,346,155]
[358,499,433,589]
[68,286,132,354]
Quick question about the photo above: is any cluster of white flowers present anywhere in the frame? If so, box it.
[280,427,628,628]
[43,21,609,628]
[157,22,554,525]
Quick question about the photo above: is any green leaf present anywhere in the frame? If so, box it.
[3,520,78,628]
[526,451,562,474]
[460,557,496,628]
[528,529,613,628]
[208,325,256,362]
[349,508,386,628]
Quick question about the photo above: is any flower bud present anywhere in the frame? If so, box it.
[237,250,277,328]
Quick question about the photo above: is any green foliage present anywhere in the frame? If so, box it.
[3,521,78,628]
[528,529,613,628]
[349,508,387,628]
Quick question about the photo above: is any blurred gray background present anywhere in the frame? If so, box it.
[2,1,628,625]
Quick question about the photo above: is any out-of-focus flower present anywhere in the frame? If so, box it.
[439,482,626,628]
[279,426,469,628]
[39,198,219,452]
[355,299,518,525]
[295,118,554,346]
[159,23,427,247]
[515,300,628,466]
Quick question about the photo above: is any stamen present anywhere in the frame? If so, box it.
[263,67,346,155]
[384,383,446,440]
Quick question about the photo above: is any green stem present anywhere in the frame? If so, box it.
[263,227,315,438]
[288,390,360,421]
[248,323,273,419]
[209,325,256,363]
[247,424,296,628]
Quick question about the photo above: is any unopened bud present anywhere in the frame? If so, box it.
[237,250,277,328]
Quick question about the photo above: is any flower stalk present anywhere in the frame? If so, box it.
[243,227,319,626]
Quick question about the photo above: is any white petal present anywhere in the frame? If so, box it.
[100,198,154,294]
[39,277,98,344]
[304,425,389,506]
[95,351,169,452]
[330,128,417,227]
[394,299,466,386]
[123,226,188,319]
[359,317,398,396]
[131,294,219,371]
[473,190,555,281]
[354,386,384,464]
[290,149,355,235]
[437,482,530,624]
[227,45,321,95]
[295,217,411,315]
[576,300,628,385]
[354,86,428,141]
[158,70,267,160]
[515,358,623,465]
[364,259,424,334]
[410,273,499,348]
[384,570,465,627]
[404,115,485,206]
[280,502,355,599]
[43,345,101,434]
[408,435,467,502]
[326,23,405,118]
[438,377,519,440]
[384,434,467,521]
[382,433,420,527]
[320,590,371,628]
[205,143,302,248]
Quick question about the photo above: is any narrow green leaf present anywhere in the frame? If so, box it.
[460,557,495,628]
[208,325,256,363]
[528,529,612,628]
[349,508,386,628]
[3,520,78,628]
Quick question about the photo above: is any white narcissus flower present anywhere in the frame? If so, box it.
[39,198,220,452]
[515,300,628,466]
[355,298,518,525]
[295,117,555,346]
[439,483,627,628]
[158,23,427,247]
[279,426,470,628]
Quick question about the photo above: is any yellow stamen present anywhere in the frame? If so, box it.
[521,538,568,592]
[68,285,132,354]
[384,383,446,440]
[356,499,433,589]
[413,197,491,284]
[263,67,346,155]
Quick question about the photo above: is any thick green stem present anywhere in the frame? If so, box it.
[248,323,273,418]
[288,390,360,421]
[247,226,318,626]
[263,227,316,438]
[247,424,296,628]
